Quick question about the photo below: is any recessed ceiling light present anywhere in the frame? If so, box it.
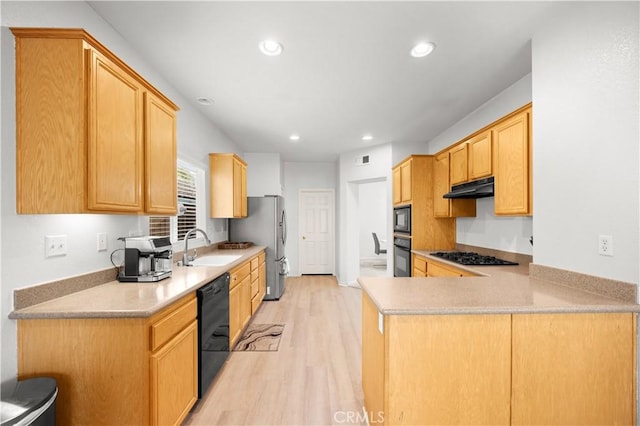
[362,134,373,141]
[196,97,213,106]
[259,39,283,56]
[289,134,300,141]
[410,41,436,58]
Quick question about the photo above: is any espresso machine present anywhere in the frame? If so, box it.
[118,236,173,282]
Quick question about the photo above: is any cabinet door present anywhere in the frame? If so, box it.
[150,321,198,426]
[145,92,177,214]
[241,162,247,217]
[362,294,385,421]
[392,167,402,205]
[240,275,252,330]
[468,130,492,180]
[449,143,468,185]
[87,49,144,212]
[258,259,266,300]
[494,110,530,215]
[400,160,412,203]
[229,282,242,346]
[512,313,635,425]
[433,153,451,217]
[413,254,427,277]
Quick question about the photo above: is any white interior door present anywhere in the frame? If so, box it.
[299,189,335,275]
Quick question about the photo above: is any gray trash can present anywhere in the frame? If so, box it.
[1,377,57,426]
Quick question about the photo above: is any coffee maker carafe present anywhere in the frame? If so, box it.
[118,236,173,282]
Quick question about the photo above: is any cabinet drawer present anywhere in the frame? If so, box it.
[251,270,259,284]
[230,262,251,289]
[251,294,261,315]
[258,252,265,264]
[150,296,197,352]
[414,256,427,273]
[250,256,259,271]
[251,278,259,298]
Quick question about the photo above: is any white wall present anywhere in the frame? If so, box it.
[429,73,534,255]
[244,152,282,196]
[0,1,243,386]
[359,181,388,260]
[531,2,639,284]
[283,161,337,276]
[338,144,393,285]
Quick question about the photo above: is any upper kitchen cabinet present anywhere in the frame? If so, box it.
[392,158,414,206]
[12,28,179,215]
[433,152,475,218]
[493,107,532,215]
[468,130,493,180]
[449,143,468,186]
[209,153,247,218]
[449,130,492,186]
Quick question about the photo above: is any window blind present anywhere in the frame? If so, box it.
[149,165,198,241]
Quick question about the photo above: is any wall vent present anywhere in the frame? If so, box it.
[355,155,371,166]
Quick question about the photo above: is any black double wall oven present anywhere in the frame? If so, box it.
[393,206,412,277]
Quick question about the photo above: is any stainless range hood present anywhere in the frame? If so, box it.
[443,176,494,199]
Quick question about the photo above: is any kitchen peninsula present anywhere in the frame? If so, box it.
[360,254,639,425]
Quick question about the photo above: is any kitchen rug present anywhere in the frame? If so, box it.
[234,324,285,351]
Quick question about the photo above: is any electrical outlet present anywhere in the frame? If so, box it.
[267,286,271,295]
[45,235,67,257]
[598,235,613,256]
[97,233,108,251]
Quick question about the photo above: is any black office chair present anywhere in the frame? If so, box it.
[372,233,387,255]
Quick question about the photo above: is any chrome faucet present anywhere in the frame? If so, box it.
[182,228,211,266]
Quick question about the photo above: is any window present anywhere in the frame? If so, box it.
[149,160,205,248]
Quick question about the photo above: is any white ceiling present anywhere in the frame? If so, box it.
[88,1,556,162]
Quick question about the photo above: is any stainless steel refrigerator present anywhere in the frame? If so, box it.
[229,195,288,300]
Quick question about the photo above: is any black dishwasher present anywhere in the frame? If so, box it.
[196,272,230,398]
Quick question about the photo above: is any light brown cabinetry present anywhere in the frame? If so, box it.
[412,254,476,277]
[12,28,178,214]
[392,155,456,251]
[412,254,427,277]
[362,293,512,424]
[229,251,266,347]
[449,143,468,186]
[433,152,476,218]
[511,313,636,425]
[362,294,636,426]
[468,130,493,180]
[209,153,248,218]
[252,252,266,314]
[493,108,532,215]
[229,260,251,346]
[17,294,197,425]
[392,158,413,206]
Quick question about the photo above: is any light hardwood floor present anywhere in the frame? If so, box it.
[185,275,366,425]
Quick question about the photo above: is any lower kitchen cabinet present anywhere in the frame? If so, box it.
[362,294,637,425]
[363,293,511,425]
[229,251,266,347]
[511,313,636,425]
[412,254,476,277]
[17,294,197,425]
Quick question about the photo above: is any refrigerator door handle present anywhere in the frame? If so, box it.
[281,209,287,247]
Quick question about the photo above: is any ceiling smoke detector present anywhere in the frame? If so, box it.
[196,97,213,106]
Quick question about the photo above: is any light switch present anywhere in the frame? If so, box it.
[45,235,67,257]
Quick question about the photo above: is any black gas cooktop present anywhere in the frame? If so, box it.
[430,251,518,266]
